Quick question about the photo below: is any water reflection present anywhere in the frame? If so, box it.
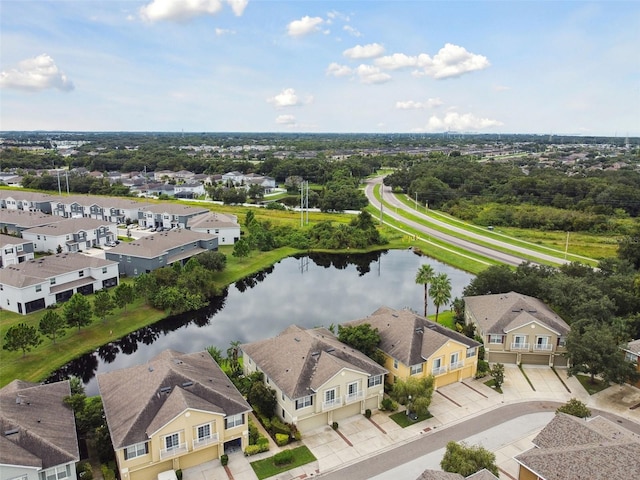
[49,250,474,395]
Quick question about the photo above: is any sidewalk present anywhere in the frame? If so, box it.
[183,367,640,480]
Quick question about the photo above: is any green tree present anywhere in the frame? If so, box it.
[206,345,224,365]
[337,323,381,359]
[391,376,435,417]
[567,322,640,385]
[226,340,241,376]
[430,272,452,323]
[113,283,135,312]
[556,398,591,418]
[3,323,42,357]
[93,290,115,323]
[39,310,66,344]
[196,251,227,271]
[232,238,250,258]
[440,441,499,477]
[490,363,505,390]
[64,293,93,331]
[134,273,157,304]
[247,381,277,418]
[415,264,435,317]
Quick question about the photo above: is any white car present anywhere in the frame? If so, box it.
[105,241,117,247]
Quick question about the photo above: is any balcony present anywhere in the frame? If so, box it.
[533,344,553,352]
[193,433,219,450]
[432,366,447,376]
[449,361,465,371]
[322,398,343,411]
[511,343,530,351]
[344,391,364,404]
[159,442,188,460]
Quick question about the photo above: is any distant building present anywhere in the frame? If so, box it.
[22,217,118,253]
[0,190,54,213]
[138,204,208,230]
[186,211,240,245]
[0,210,58,235]
[0,234,35,267]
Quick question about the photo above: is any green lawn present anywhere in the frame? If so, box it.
[250,446,316,479]
[483,378,503,394]
[389,410,433,427]
[576,374,610,395]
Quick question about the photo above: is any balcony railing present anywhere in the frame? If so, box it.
[533,344,553,351]
[193,433,219,449]
[159,442,188,460]
[432,366,447,376]
[344,391,364,404]
[449,361,465,371]
[511,343,530,351]
[322,398,343,411]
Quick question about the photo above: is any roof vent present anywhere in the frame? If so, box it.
[159,386,171,394]
[325,348,335,353]
[4,428,19,436]
[148,366,154,372]
[311,351,320,356]
[415,327,424,334]
[294,337,300,342]
[182,381,193,388]
[391,314,398,318]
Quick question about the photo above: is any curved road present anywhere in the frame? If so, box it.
[318,400,640,480]
[365,177,573,267]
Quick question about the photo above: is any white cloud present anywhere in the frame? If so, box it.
[0,54,74,92]
[287,16,324,37]
[326,63,352,77]
[276,114,297,126]
[215,28,235,36]
[267,88,312,108]
[343,43,385,59]
[419,112,503,132]
[396,98,444,109]
[375,53,423,70]
[140,0,245,22]
[343,25,361,37]
[355,65,391,84]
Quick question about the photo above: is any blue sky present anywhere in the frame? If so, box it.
[1,1,638,135]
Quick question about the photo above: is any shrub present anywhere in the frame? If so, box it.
[275,433,290,446]
[289,423,301,441]
[364,408,372,418]
[331,421,339,430]
[257,436,270,448]
[244,445,263,456]
[259,415,271,432]
[381,397,397,411]
[220,454,228,466]
[175,471,182,480]
[248,420,259,444]
[270,417,290,436]
[100,465,115,480]
[557,398,591,418]
[77,462,93,480]
[476,360,490,378]
[273,449,294,466]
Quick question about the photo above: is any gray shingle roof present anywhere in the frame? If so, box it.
[241,325,387,400]
[416,471,464,480]
[0,233,32,246]
[140,203,208,216]
[187,212,239,229]
[515,413,640,479]
[97,350,250,449]
[0,209,58,228]
[345,307,480,366]
[106,229,216,258]
[623,339,640,355]
[0,380,79,469]
[463,291,570,336]
[23,217,116,235]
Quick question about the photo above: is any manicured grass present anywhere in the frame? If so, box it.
[576,374,610,395]
[389,410,433,427]
[250,446,316,479]
[483,379,503,394]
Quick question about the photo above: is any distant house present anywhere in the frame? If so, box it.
[138,204,208,230]
[174,182,205,198]
[22,217,118,253]
[186,211,240,245]
[344,307,481,388]
[464,292,570,366]
[105,229,217,277]
[0,379,80,480]
[514,413,640,480]
[50,194,149,224]
[0,234,35,267]
[241,325,387,433]
[0,191,54,213]
[621,339,640,387]
[0,253,119,314]
[98,350,251,480]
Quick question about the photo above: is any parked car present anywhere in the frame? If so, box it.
[105,241,117,247]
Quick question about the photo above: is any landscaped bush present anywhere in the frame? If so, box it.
[220,454,229,466]
[77,462,93,480]
[364,408,372,418]
[257,436,270,448]
[289,423,301,441]
[273,449,294,466]
[248,419,259,444]
[331,421,339,430]
[245,445,264,456]
[381,397,397,411]
[275,433,289,446]
[475,360,490,378]
[100,465,115,480]
[259,415,271,432]
[270,417,290,436]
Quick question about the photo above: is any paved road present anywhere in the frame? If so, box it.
[364,177,573,267]
[318,401,640,480]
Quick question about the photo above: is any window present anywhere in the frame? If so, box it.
[432,357,446,375]
[489,335,503,344]
[466,347,476,358]
[124,441,148,460]
[410,363,423,375]
[324,388,336,404]
[37,235,41,240]
[78,271,84,278]
[557,337,567,347]
[50,278,56,285]
[347,381,359,399]
[102,267,107,274]
[39,465,71,480]
[625,352,638,364]
[196,423,211,441]
[535,336,551,351]
[225,413,244,429]
[450,352,461,369]
[17,244,23,252]
[368,375,382,387]
[393,358,399,369]
[295,395,313,409]
[35,284,42,292]
[513,335,527,347]
[127,256,131,262]
[165,433,180,451]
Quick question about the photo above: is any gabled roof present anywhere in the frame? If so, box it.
[0,210,58,228]
[514,413,640,480]
[463,292,569,336]
[106,229,216,258]
[22,217,116,236]
[622,338,640,355]
[187,211,239,229]
[0,380,79,469]
[241,325,387,399]
[0,233,32,246]
[97,350,250,449]
[345,307,480,366]
[416,470,499,480]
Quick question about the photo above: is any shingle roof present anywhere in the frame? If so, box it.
[463,292,569,336]
[22,217,115,235]
[106,229,216,258]
[0,380,79,469]
[623,339,640,355]
[515,413,640,479]
[0,209,58,228]
[187,212,239,229]
[140,203,208,216]
[0,233,32,246]
[345,306,480,366]
[97,350,250,449]
[416,471,464,480]
[240,326,387,400]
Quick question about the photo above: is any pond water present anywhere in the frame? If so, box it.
[49,249,475,395]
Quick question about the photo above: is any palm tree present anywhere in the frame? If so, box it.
[430,273,452,323]
[415,264,435,317]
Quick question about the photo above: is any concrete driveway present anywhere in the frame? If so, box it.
[501,365,575,402]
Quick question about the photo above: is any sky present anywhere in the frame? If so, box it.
[1,0,638,135]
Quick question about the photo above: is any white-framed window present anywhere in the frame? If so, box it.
[295,395,313,409]
[164,432,180,451]
[102,267,107,274]
[347,381,359,397]
[225,413,244,429]
[489,335,503,344]
[368,375,383,387]
[410,363,423,375]
[557,336,567,347]
[624,351,638,364]
[78,271,84,278]
[36,284,42,292]
[535,336,551,350]
[17,244,23,252]
[450,352,460,365]
[124,441,148,460]
[50,278,57,285]
[324,388,336,404]
[196,423,211,441]
[39,464,71,480]
[513,335,527,346]
[393,358,399,369]
[466,347,476,358]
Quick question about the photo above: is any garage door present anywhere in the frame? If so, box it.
[521,354,550,365]
[333,402,361,422]
[298,412,328,433]
[488,352,517,364]
[552,355,568,367]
